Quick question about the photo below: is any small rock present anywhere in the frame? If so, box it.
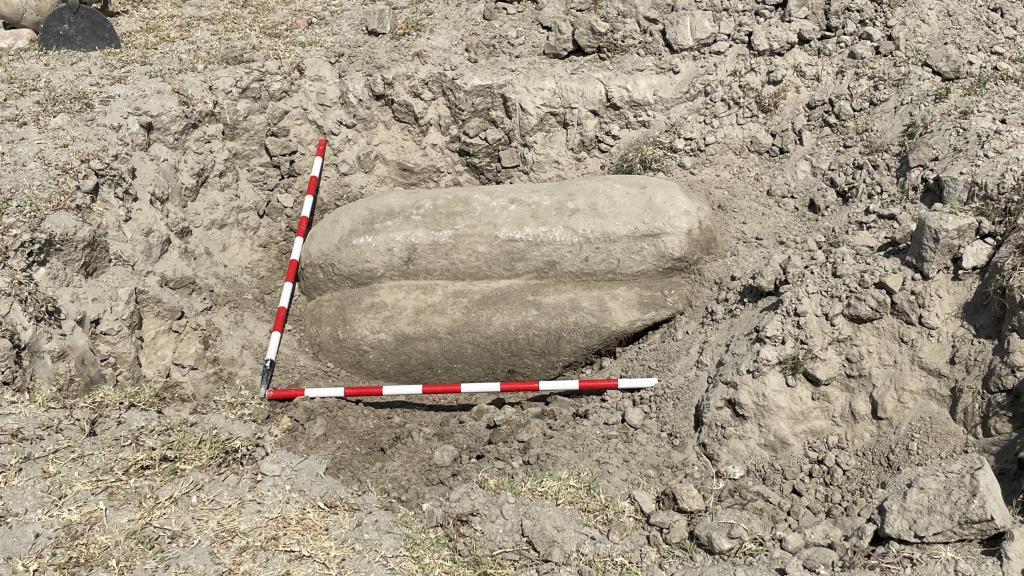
[848,41,874,60]
[498,148,521,169]
[292,17,312,29]
[0,338,16,386]
[661,481,706,513]
[649,510,684,530]
[877,273,904,295]
[781,532,805,553]
[665,517,690,544]
[0,28,36,49]
[572,14,611,54]
[623,406,644,429]
[843,289,890,323]
[800,546,839,572]
[364,6,395,35]
[906,211,977,279]
[276,193,295,208]
[259,459,283,476]
[694,518,748,555]
[431,444,459,466]
[802,353,842,386]
[664,10,716,52]
[879,454,1011,543]
[961,239,996,270]
[631,489,657,517]
[1001,526,1024,576]
[542,20,574,59]
[924,45,969,80]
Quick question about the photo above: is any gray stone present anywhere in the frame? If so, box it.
[572,14,611,54]
[783,0,825,26]
[661,481,706,513]
[906,211,977,279]
[664,10,717,52]
[304,279,691,383]
[1001,526,1024,576]
[961,239,996,270]
[878,273,904,295]
[624,406,644,429]
[0,338,16,386]
[0,27,36,49]
[302,176,714,295]
[0,0,57,31]
[694,518,748,555]
[431,444,459,467]
[781,531,805,553]
[879,454,1011,543]
[802,352,842,386]
[498,148,521,168]
[631,489,657,517]
[800,546,839,572]
[849,41,875,60]
[364,6,395,35]
[843,289,890,323]
[542,20,574,59]
[522,516,570,562]
[925,46,969,80]
[649,510,684,530]
[665,517,690,544]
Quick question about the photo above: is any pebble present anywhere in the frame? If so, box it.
[431,444,459,467]
[623,406,644,429]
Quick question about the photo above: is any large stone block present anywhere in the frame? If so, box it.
[303,279,689,383]
[301,175,714,297]
[878,454,1011,543]
[299,176,714,382]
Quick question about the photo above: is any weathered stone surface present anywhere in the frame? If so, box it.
[694,518,748,555]
[301,177,712,383]
[302,176,714,297]
[906,211,976,279]
[0,0,58,32]
[878,454,1011,543]
[924,45,969,80]
[0,338,16,386]
[631,489,657,517]
[660,481,706,513]
[363,6,395,35]
[961,239,996,270]
[843,288,890,323]
[542,20,574,59]
[304,279,690,383]
[783,0,825,26]
[0,27,36,49]
[664,10,716,52]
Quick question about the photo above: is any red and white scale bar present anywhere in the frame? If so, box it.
[259,138,328,398]
[259,138,660,401]
[265,378,657,400]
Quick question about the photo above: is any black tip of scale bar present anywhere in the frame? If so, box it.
[259,359,276,398]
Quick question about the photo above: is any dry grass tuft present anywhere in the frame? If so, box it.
[755,83,790,115]
[388,511,530,576]
[0,386,372,574]
[478,467,640,528]
[609,137,673,176]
